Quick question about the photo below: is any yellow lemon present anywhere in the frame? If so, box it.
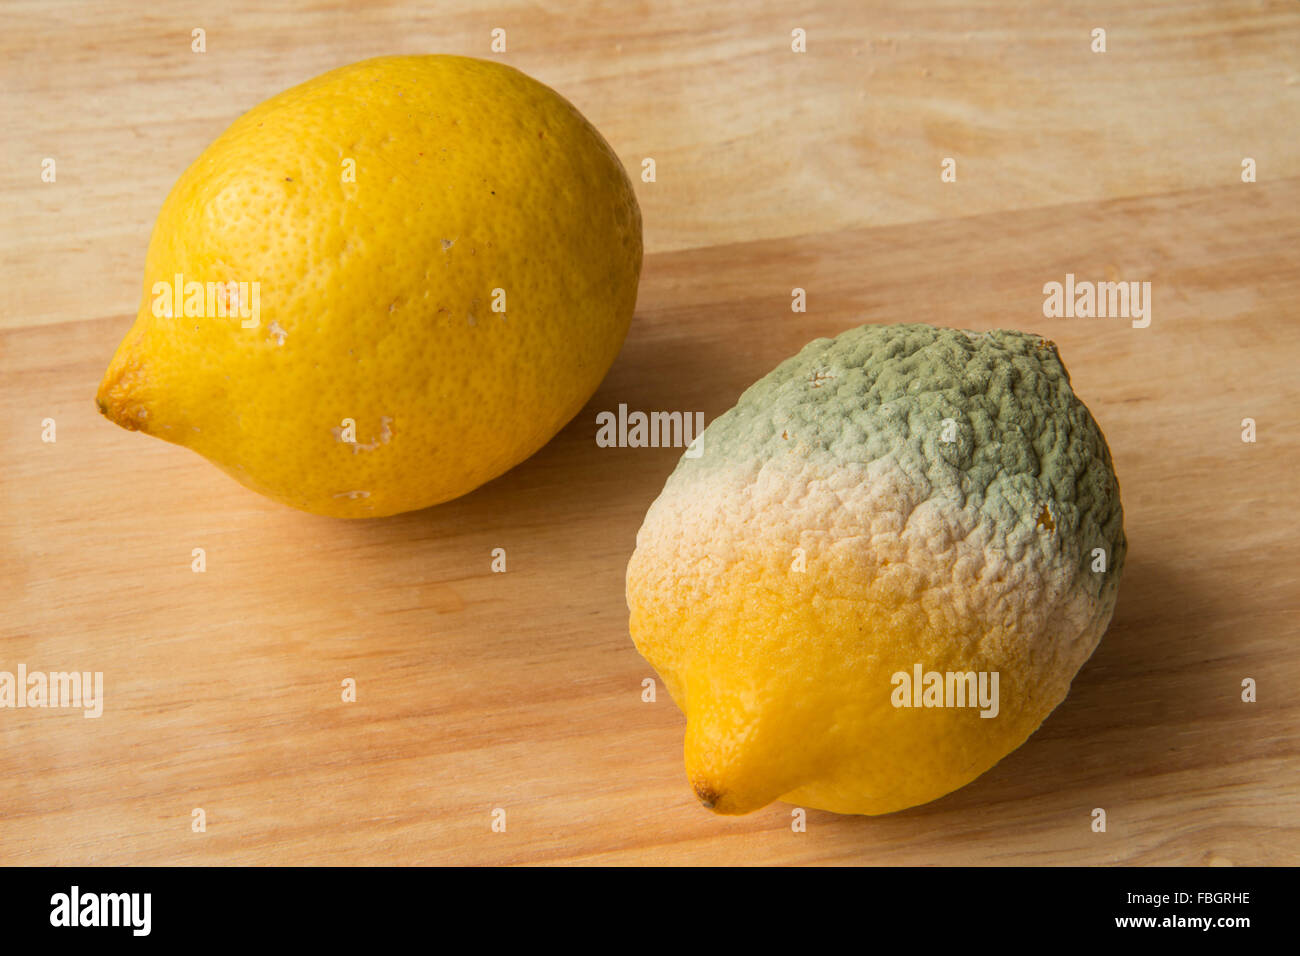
[97,55,641,517]
[626,324,1125,815]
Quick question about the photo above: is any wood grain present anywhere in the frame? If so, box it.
[2,1,1298,865]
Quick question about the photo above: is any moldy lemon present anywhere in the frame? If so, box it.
[626,324,1125,816]
[97,55,642,517]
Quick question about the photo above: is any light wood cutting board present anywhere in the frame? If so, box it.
[2,1,1298,865]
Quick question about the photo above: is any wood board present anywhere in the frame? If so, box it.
[2,0,1298,865]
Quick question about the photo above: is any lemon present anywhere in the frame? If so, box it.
[97,55,641,517]
[626,324,1125,815]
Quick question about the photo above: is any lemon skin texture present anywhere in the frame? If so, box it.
[626,324,1125,816]
[97,55,642,517]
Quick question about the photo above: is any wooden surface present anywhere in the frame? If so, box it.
[2,1,1298,865]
